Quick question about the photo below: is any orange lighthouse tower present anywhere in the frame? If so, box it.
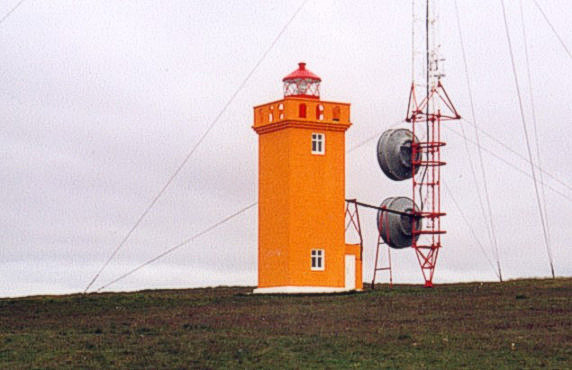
[252,62,362,293]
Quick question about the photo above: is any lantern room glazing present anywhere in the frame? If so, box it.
[282,62,321,99]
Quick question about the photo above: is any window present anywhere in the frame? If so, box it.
[299,103,307,118]
[332,106,340,121]
[311,249,324,271]
[311,133,325,155]
[316,104,324,120]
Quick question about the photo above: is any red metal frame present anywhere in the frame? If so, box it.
[344,199,364,265]
[346,199,393,289]
[406,80,460,287]
[371,233,393,289]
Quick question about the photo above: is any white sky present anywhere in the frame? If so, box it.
[1,0,570,297]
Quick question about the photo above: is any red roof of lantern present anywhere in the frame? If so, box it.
[282,62,321,82]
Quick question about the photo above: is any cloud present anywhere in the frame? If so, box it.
[1,0,570,297]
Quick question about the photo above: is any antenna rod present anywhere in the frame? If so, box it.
[426,0,429,114]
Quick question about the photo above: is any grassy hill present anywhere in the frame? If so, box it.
[1,278,570,368]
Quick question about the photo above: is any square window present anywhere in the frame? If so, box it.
[311,249,324,271]
[311,133,325,155]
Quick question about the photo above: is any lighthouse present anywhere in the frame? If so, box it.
[252,62,362,293]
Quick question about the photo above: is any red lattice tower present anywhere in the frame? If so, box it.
[406,0,460,287]
[406,81,459,287]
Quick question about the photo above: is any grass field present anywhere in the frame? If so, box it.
[1,278,570,368]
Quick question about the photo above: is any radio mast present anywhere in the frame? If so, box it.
[406,0,460,287]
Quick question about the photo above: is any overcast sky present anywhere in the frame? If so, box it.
[1,0,570,297]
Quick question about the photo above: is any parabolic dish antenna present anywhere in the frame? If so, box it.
[377,196,421,249]
[376,128,420,181]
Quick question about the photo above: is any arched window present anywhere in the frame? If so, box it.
[316,104,324,120]
[332,106,340,121]
[299,103,307,118]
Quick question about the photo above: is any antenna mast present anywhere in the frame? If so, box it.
[406,0,460,287]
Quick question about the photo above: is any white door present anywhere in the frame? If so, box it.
[345,255,356,290]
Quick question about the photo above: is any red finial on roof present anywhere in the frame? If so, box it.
[282,62,321,82]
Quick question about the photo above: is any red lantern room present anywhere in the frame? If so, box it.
[282,62,321,99]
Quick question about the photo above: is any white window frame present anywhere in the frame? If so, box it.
[311,249,325,271]
[311,133,325,155]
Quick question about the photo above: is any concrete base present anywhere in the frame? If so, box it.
[253,286,362,294]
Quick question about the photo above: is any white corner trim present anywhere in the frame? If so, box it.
[253,286,361,294]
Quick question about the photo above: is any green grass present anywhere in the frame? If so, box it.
[1,279,571,368]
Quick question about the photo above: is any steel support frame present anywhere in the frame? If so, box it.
[406,80,460,287]
[344,199,364,263]
[371,233,393,289]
